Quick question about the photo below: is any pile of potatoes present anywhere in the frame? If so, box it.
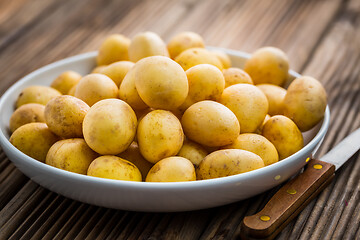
[9,31,327,182]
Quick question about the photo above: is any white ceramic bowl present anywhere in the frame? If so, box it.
[0,48,330,212]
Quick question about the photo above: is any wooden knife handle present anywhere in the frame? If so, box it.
[241,159,335,240]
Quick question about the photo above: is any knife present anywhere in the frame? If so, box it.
[241,128,360,240]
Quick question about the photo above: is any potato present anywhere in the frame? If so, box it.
[16,86,61,108]
[46,138,98,174]
[119,67,148,110]
[87,155,142,181]
[181,100,240,147]
[223,67,253,88]
[9,123,59,162]
[118,142,153,181]
[177,139,208,166]
[128,32,169,62]
[67,84,77,96]
[167,31,205,59]
[175,48,224,71]
[134,56,188,110]
[9,103,45,133]
[44,95,90,138]
[91,65,107,73]
[100,61,134,87]
[74,73,118,106]
[211,50,232,69]
[220,84,268,133]
[283,76,327,132]
[262,115,304,160]
[257,84,286,116]
[50,71,82,94]
[97,34,130,66]
[179,64,225,112]
[196,149,265,180]
[145,156,196,182]
[255,114,270,134]
[137,110,184,164]
[223,133,278,166]
[83,99,137,155]
[244,47,289,86]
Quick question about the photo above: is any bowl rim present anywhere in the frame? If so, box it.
[0,50,330,190]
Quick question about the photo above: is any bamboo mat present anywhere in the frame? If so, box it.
[0,0,359,239]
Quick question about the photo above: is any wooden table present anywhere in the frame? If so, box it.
[0,0,359,239]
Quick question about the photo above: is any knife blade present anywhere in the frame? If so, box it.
[241,128,360,240]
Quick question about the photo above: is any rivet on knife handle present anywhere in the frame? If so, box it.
[241,159,335,240]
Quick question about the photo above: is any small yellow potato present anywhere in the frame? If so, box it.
[46,138,98,174]
[134,56,188,110]
[9,103,45,133]
[223,67,253,88]
[74,73,118,106]
[257,84,287,116]
[196,149,265,180]
[87,155,142,181]
[50,71,82,94]
[44,95,90,138]
[119,67,148,110]
[244,47,289,86]
[211,50,232,69]
[9,123,59,162]
[175,48,224,71]
[179,64,225,112]
[181,100,240,147]
[167,31,205,59]
[83,99,137,155]
[262,115,304,160]
[137,110,184,164]
[16,86,61,108]
[223,133,278,166]
[128,32,169,62]
[100,61,134,87]
[145,156,196,182]
[220,84,268,133]
[255,114,271,134]
[283,76,327,132]
[177,139,208,166]
[91,65,107,73]
[97,34,130,66]
[67,84,77,96]
[118,142,153,181]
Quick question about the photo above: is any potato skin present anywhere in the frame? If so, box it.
[211,50,232,69]
[257,84,287,116]
[223,67,253,88]
[134,56,188,110]
[177,139,208,166]
[145,156,196,182]
[75,73,119,106]
[196,149,265,180]
[167,31,205,59]
[244,47,289,86]
[223,133,278,166]
[50,71,82,94]
[181,100,240,147]
[128,32,169,62]
[137,110,184,164]
[44,95,90,138]
[283,76,327,132]
[262,115,304,160]
[100,61,134,87]
[87,155,142,181]
[179,64,225,112]
[175,48,224,71]
[16,86,61,108]
[10,123,59,162]
[83,99,137,155]
[46,138,98,174]
[9,103,45,133]
[97,34,130,66]
[220,84,268,133]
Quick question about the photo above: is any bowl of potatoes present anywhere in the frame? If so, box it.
[0,32,329,212]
